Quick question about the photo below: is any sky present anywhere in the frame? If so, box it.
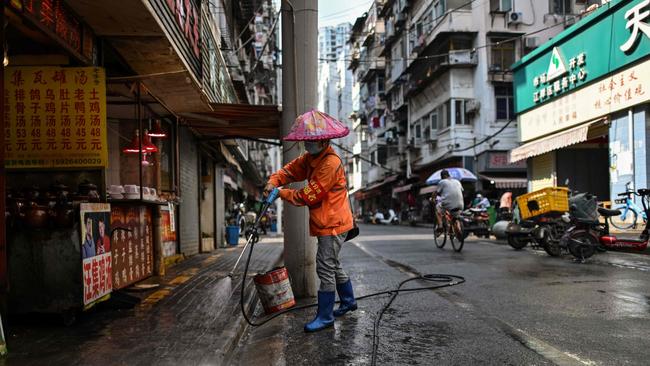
[318,0,373,28]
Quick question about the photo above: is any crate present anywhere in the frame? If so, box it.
[516,187,570,219]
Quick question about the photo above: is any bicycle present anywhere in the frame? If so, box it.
[611,182,648,230]
[433,204,464,252]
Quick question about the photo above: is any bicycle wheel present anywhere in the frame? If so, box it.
[434,220,446,248]
[610,207,637,230]
[450,218,464,252]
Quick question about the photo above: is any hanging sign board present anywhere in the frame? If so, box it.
[4,66,108,168]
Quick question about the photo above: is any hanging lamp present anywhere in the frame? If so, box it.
[147,119,167,138]
[142,130,158,153]
[123,129,142,153]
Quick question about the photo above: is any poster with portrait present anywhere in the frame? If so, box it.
[80,203,113,306]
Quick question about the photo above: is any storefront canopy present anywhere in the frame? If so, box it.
[392,184,412,194]
[419,185,437,196]
[479,175,527,189]
[183,103,282,140]
[509,118,607,163]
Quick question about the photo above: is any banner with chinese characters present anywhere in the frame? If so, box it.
[4,66,108,168]
[110,205,154,289]
[519,60,649,142]
[80,203,113,307]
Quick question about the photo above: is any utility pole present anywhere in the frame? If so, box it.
[281,0,318,298]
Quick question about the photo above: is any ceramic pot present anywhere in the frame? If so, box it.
[25,203,49,228]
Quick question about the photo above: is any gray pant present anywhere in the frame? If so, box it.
[316,234,349,292]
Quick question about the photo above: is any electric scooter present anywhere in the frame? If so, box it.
[563,189,650,261]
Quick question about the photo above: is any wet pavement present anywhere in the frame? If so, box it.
[3,238,283,366]
[232,224,650,366]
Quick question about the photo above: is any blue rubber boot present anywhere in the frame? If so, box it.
[333,280,358,317]
[304,291,335,333]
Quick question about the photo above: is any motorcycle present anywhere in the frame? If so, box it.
[460,208,490,239]
[407,206,418,226]
[562,188,650,261]
[506,199,571,257]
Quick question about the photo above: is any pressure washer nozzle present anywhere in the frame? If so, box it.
[266,188,280,204]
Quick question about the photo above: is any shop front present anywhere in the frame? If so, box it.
[511,0,650,207]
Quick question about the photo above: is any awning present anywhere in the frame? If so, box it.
[392,184,412,194]
[365,174,400,191]
[419,185,437,195]
[509,118,607,163]
[183,103,282,140]
[479,174,527,189]
[220,143,242,173]
[223,175,238,190]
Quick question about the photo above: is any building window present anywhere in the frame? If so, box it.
[495,83,514,121]
[490,0,512,12]
[444,101,452,128]
[414,122,422,139]
[423,117,431,140]
[490,37,516,71]
[377,75,385,93]
[550,0,571,14]
[430,109,438,131]
[454,99,471,126]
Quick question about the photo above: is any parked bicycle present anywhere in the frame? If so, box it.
[433,203,464,252]
[611,182,648,230]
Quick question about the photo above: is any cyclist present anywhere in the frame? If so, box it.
[434,169,464,235]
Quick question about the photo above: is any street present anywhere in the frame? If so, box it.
[234,224,650,365]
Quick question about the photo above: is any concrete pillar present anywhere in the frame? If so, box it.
[281,0,318,298]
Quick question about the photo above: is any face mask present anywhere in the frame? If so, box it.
[304,141,323,155]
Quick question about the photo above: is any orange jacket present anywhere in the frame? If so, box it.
[268,145,354,237]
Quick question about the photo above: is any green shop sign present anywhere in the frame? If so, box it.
[513,0,650,114]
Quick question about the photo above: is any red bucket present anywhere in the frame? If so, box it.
[253,267,296,315]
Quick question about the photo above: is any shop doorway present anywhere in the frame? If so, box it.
[200,155,216,253]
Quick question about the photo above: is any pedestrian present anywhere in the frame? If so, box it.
[263,110,357,333]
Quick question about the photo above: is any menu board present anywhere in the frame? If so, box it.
[4,66,107,168]
[110,205,153,289]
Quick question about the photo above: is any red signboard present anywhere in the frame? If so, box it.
[9,0,95,64]
[165,0,200,58]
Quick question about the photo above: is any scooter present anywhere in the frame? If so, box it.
[460,208,490,239]
[562,189,650,261]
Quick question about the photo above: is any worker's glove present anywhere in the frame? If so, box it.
[263,182,276,198]
[265,188,280,204]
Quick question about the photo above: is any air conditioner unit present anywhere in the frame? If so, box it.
[466,99,481,113]
[524,37,539,49]
[508,12,523,25]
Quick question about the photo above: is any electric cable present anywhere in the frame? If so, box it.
[235,216,465,362]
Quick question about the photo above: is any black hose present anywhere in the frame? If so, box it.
[237,236,466,363]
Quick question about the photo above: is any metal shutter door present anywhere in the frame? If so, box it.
[179,127,200,256]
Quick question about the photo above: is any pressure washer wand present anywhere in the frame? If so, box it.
[228,188,279,277]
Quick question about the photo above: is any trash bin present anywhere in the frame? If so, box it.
[226,225,240,246]
[270,222,278,232]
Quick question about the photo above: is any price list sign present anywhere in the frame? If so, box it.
[110,205,154,289]
[4,66,108,168]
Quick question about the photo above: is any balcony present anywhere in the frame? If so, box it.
[422,10,473,49]
[443,50,478,66]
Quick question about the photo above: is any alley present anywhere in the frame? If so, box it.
[234,224,650,365]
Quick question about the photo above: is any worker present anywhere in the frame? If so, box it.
[264,110,356,333]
